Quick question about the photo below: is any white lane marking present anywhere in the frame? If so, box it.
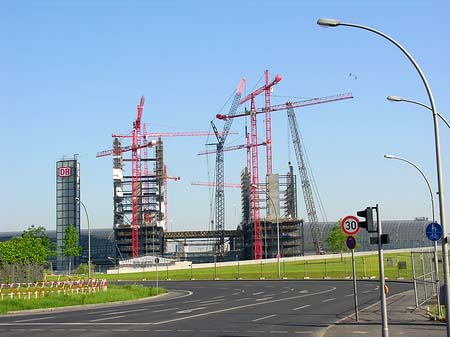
[200,330,217,332]
[183,299,201,303]
[133,329,150,332]
[282,290,289,294]
[155,329,172,332]
[177,329,193,332]
[91,329,108,332]
[351,331,369,334]
[299,290,308,294]
[295,331,314,334]
[101,308,148,315]
[362,290,371,294]
[200,299,225,304]
[89,315,126,322]
[271,331,288,334]
[256,296,274,301]
[345,293,354,297]
[252,291,264,295]
[70,328,87,331]
[247,331,265,333]
[252,314,276,322]
[231,292,241,295]
[14,316,56,322]
[293,304,311,311]
[235,297,251,302]
[322,298,336,303]
[153,307,180,313]
[112,329,128,332]
[143,303,166,308]
[29,329,44,331]
[202,302,222,306]
[176,307,206,314]
[213,295,225,299]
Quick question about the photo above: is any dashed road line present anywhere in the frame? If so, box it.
[213,295,225,299]
[271,331,288,334]
[345,293,354,297]
[322,298,336,303]
[362,290,371,294]
[89,315,126,322]
[252,314,276,322]
[14,316,56,323]
[154,307,180,313]
[293,304,311,311]
[101,308,148,315]
[295,331,314,334]
[252,291,265,295]
[256,296,274,301]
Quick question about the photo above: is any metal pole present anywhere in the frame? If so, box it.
[77,198,91,280]
[411,252,419,308]
[214,255,217,280]
[376,204,389,337]
[317,19,450,334]
[435,241,442,316]
[237,255,240,279]
[352,248,359,321]
[156,264,159,295]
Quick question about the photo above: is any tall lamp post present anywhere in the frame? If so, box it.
[317,18,450,335]
[76,197,91,279]
[252,184,280,278]
[387,96,450,129]
[384,154,441,316]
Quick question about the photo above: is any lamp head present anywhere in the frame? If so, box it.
[384,154,395,159]
[75,197,80,202]
[317,18,341,27]
[387,95,403,102]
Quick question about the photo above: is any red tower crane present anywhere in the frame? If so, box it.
[218,92,354,255]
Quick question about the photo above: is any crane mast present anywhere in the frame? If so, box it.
[212,78,246,258]
[287,104,323,254]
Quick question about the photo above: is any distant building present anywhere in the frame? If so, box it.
[56,156,80,272]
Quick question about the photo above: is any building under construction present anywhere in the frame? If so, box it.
[240,165,303,260]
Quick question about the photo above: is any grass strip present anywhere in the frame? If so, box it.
[0,284,166,314]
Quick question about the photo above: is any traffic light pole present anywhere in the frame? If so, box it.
[376,204,389,337]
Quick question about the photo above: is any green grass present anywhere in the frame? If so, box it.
[0,284,166,314]
[58,252,414,282]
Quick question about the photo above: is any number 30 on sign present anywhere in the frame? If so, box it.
[341,215,361,236]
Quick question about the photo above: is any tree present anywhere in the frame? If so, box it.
[326,219,359,260]
[0,226,54,264]
[62,224,82,274]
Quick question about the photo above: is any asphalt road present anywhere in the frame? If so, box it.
[0,280,412,337]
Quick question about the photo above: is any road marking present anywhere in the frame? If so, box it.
[29,329,44,331]
[176,307,206,314]
[133,329,150,332]
[177,329,193,332]
[112,329,129,331]
[202,302,222,306]
[351,331,369,334]
[89,315,126,322]
[271,331,288,334]
[247,331,265,333]
[232,292,241,295]
[200,330,217,332]
[101,308,148,315]
[252,314,276,322]
[362,290,371,294]
[200,299,225,304]
[322,298,336,303]
[119,286,339,327]
[143,303,166,308]
[50,329,66,331]
[70,328,87,331]
[155,329,172,332]
[293,304,311,311]
[252,291,264,295]
[345,293,354,297]
[213,295,225,299]
[299,290,309,294]
[256,296,274,301]
[14,316,56,322]
[295,331,314,334]
[91,329,108,331]
[282,290,289,294]
[235,297,251,301]
[183,299,202,303]
[154,307,180,313]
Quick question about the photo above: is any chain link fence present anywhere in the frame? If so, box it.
[411,249,440,310]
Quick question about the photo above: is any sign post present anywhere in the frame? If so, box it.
[155,257,160,295]
[342,216,360,321]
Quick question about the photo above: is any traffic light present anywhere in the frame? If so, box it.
[357,207,375,232]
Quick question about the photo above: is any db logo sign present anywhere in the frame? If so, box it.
[58,167,71,177]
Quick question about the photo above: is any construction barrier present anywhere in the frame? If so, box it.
[0,278,107,300]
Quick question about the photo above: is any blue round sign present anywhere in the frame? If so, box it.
[425,222,443,241]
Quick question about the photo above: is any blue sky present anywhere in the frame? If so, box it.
[1,0,449,234]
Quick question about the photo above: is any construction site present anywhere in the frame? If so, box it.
[96,70,353,263]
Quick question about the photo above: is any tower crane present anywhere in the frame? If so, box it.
[217,92,353,255]
[211,78,246,259]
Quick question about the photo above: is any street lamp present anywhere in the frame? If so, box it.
[76,197,91,279]
[387,96,450,129]
[317,18,450,335]
[384,154,441,316]
[251,184,280,278]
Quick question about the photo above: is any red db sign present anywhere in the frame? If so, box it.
[58,167,72,177]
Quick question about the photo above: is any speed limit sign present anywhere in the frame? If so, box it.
[341,215,361,236]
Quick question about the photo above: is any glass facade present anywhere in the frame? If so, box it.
[56,159,80,272]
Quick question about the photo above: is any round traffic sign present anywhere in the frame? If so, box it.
[425,222,443,241]
[346,236,356,250]
[341,215,361,236]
